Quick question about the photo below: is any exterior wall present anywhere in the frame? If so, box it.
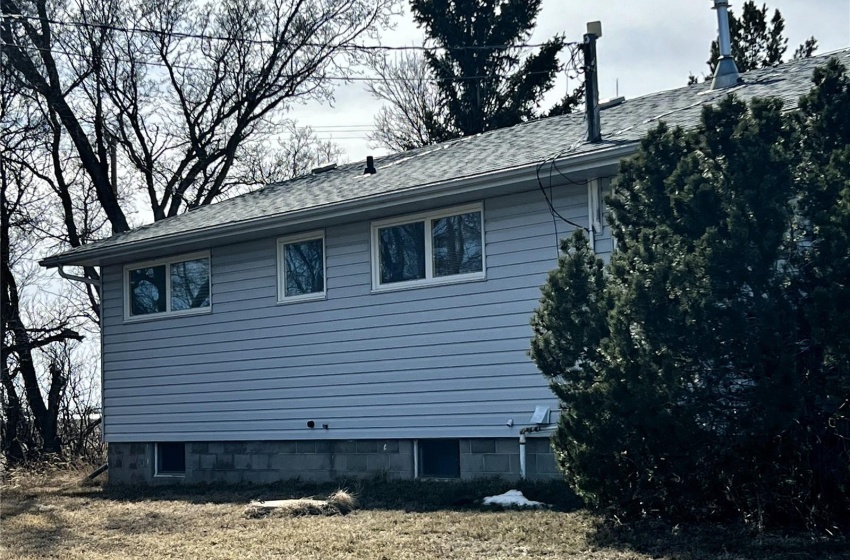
[107,437,559,485]
[99,183,613,445]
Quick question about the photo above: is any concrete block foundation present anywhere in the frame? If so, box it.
[107,437,559,485]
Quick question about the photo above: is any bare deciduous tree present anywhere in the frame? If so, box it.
[364,4,583,153]
[2,0,395,232]
[1,0,397,461]
[1,85,87,457]
[366,50,450,151]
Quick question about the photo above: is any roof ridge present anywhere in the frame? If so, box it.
[39,45,850,267]
[609,46,850,106]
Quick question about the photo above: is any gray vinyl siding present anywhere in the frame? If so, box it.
[101,185,601,442]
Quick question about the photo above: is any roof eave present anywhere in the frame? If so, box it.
[40,142,637,268]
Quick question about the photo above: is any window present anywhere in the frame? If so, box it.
[124,252,211,320]
[277,231,326,302]
[371,204,484,290]
[418,439,460,478]
[155,442,186,476]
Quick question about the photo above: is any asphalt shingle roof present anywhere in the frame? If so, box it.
[43,48,850,266]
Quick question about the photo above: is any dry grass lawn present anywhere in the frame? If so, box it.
[1,466,847,560]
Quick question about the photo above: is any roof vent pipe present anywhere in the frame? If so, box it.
[711,0,740,89]
[582,21,602,143]
[363,155,377,175]
[311,162,338,174]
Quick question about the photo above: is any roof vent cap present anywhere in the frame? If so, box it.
[311,162,337,175]
[364,155,377,175]
[599,96,625,110]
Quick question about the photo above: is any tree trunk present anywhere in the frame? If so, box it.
[0,365,26,462]
[1,153,65,456]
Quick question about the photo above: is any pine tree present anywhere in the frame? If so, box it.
[531,60,850,526]
[409,0,568,138]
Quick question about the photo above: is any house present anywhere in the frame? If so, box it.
[40,47,850,485]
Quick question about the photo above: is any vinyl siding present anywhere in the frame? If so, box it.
[101,184,607,442]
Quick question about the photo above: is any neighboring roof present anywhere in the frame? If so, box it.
[42,48,850,267]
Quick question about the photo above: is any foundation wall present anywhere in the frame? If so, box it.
[107,438,559,485]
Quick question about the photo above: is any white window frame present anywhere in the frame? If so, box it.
[587,177,615,254]
[154,442,186,478]
[123,250,212,322]
[276,230,327,303]
[370,202,486,292]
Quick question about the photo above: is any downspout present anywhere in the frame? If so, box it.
[413,439,419,479]
[57,266,104,442]
[519,425,558,480]
[587,179,601,254]
[518,426,543,480]
[57,266,100,286]
[519,432,527,480]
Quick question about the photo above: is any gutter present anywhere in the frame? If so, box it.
[40,143,637,268]
[57,265,100,285]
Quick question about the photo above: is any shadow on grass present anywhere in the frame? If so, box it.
[85,476,583,513]
[0,490,101,559]
[0,492,37,519]
[588,517,850,560]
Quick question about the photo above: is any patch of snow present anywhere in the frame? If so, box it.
[376,148,440,170]
[482,490,546,508]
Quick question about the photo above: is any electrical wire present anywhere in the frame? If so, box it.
[0,40,579,83]
[0,13,580,53]
[309,124,373,129]
[534,76,754,255]
[536,157,588,234]
[3,10,594,229]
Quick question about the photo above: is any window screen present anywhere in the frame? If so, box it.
[283,237,325,297]
[129,265,167,315]
[432,211,483,277]
[378,222,426,284]
[171,258,211,310]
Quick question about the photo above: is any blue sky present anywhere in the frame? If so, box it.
[289,0,850,162]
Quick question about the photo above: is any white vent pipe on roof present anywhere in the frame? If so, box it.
[711,0,740,89]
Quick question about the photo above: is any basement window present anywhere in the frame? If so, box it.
[418,439,460,479]
[155,442,186,476]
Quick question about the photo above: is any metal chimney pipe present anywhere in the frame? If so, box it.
[711,0,740,89]
[583,21,602,143]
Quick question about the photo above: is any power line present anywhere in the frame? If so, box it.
[0,41,582,83]
[282,135,371,140]
[309,124,373,129]
[0,13,578,53]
